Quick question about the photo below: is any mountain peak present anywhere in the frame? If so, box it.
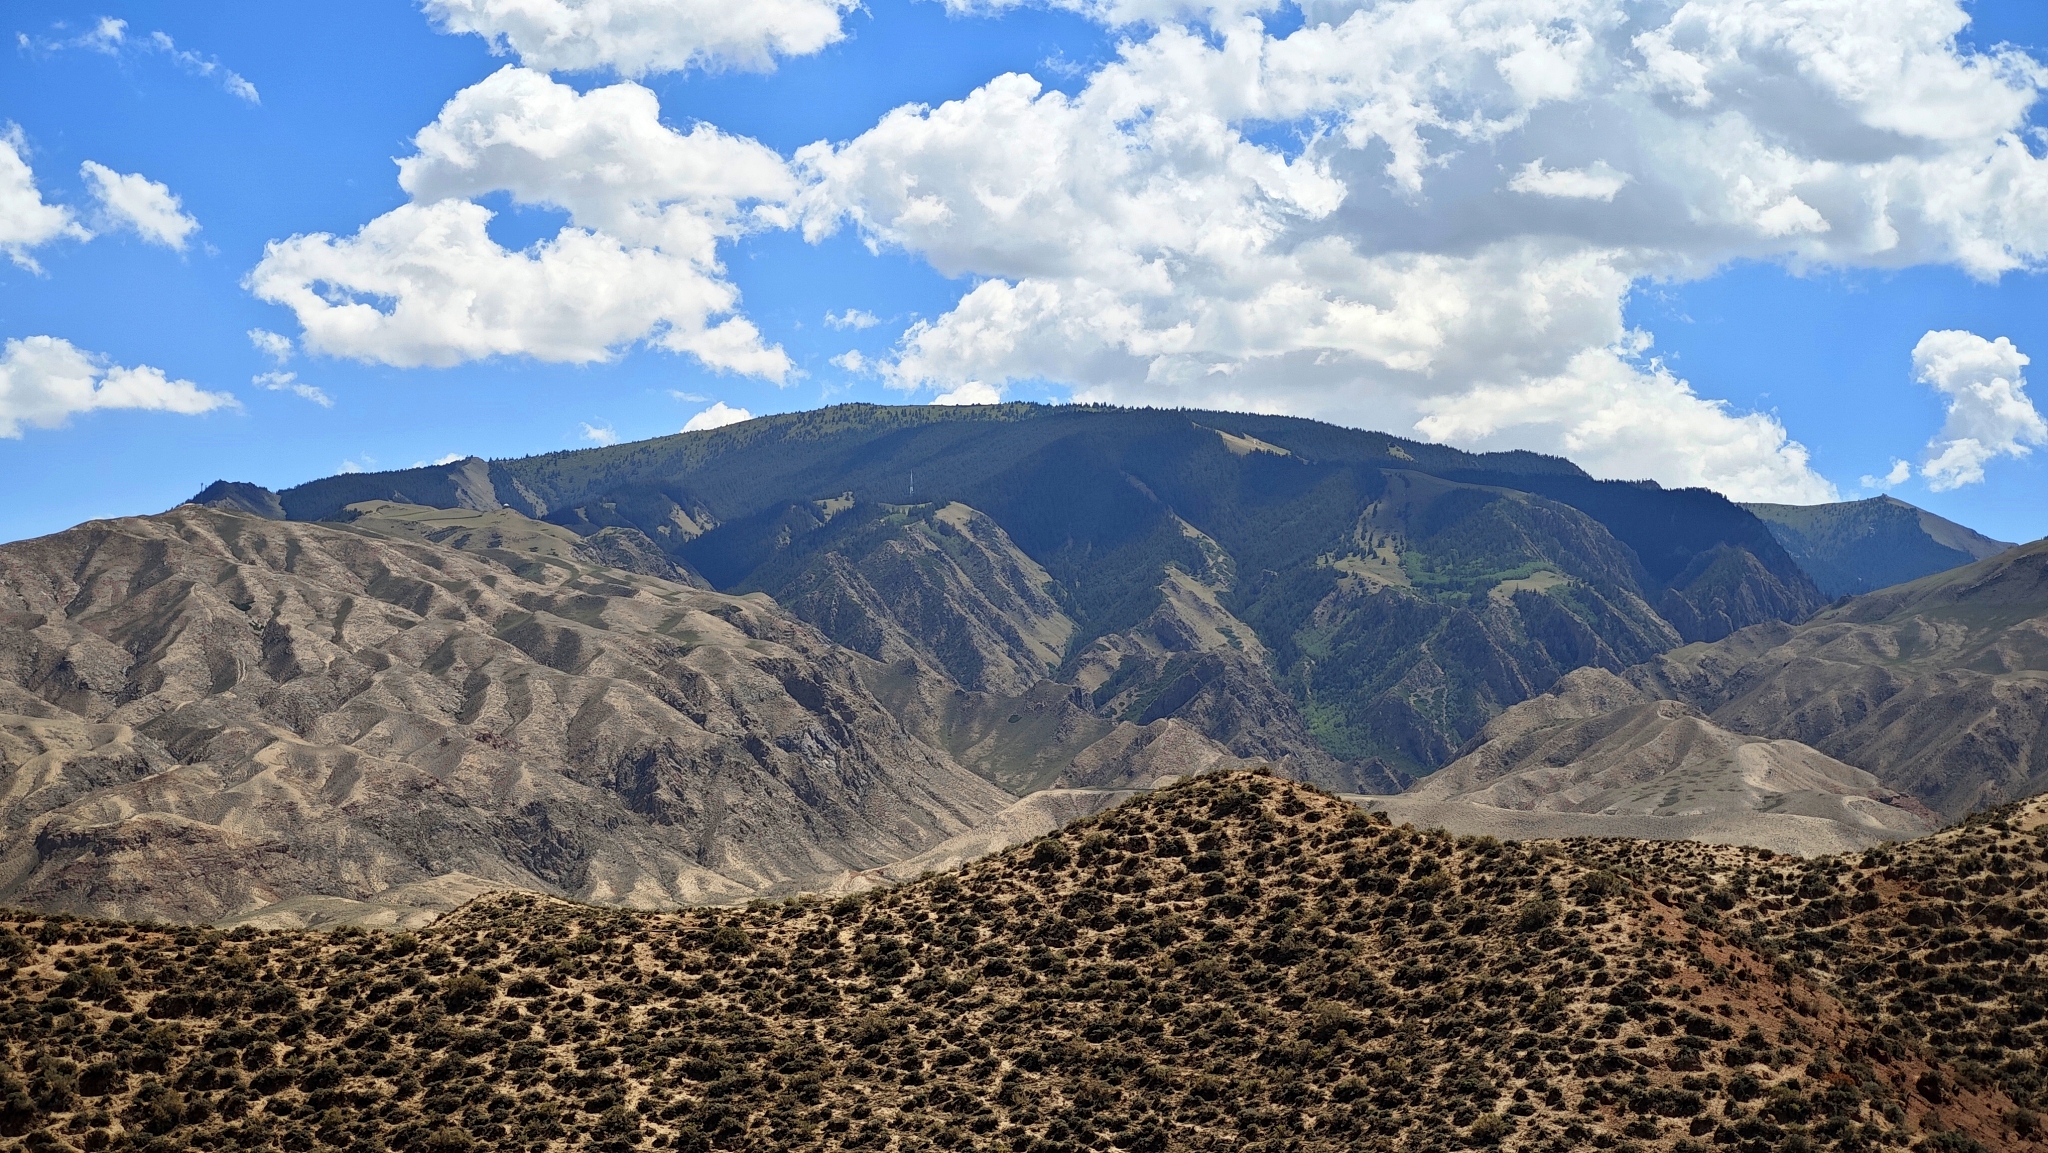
[1742,494,2014,599]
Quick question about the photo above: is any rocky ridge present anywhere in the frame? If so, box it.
[1628,536,2048,819]
[0,507,1014,925]
[1369,669,1939,855]
[1744,495,2015,600]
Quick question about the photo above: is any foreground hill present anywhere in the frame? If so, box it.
[0,771,2037,1153]
[0,507,1013,925]
[192,403,1830,789]
[1744,496,2016,600]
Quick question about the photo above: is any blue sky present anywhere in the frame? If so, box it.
[3,0,2047,545]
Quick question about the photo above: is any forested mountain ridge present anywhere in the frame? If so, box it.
[191,404,1828,788]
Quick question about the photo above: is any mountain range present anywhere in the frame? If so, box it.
[192,404,1839,786]
[0,402,2035,925]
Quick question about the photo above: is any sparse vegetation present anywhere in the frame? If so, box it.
[1,771,2039,1152]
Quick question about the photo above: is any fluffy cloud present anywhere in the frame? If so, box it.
[423,0,854,75]
[0,335,235,437]
[1415,343,1836,503]
[1912,330,2047,490]
[937,0,1278,26]
[1509,160,1630,201]
[931,381,1003,406]
[80,161,200,250]
[580,421,620,444]
[0,128,90,271]
[683,401,752,431]
[249,67,791,377]
[795,1,2048,500]
[1861,459,1912,491]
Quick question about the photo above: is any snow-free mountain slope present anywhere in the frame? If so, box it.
[192,403,1828,788]
[1374,668,1938,854]
[1743,495,2016,599]
[0,507,1014,924]
[1631,536,2048,818]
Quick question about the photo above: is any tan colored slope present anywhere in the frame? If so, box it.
[337,500,703,585]
[1633,535,2048,817]
[0,507,1014,924]
[1,773,2023,1153]
[1373,668,1936,855]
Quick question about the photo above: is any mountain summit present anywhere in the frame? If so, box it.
[1742,495,2016,599]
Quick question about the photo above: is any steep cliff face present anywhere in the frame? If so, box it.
[0,508,1013,924]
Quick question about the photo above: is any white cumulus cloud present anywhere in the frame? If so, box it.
[0,127,90,272]
[80,161,200,250]
[936,0,1279,26]
[1861,459,1912,491]
[0,335,235,437]
[683,401,752,431]
[792,0,2048,501]
[248,328,294,362]
[423,0,855,75]
[580,421,620,444]
[1912,330,2048,490]
[248,67,792,377]
[931,381,1004,406]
